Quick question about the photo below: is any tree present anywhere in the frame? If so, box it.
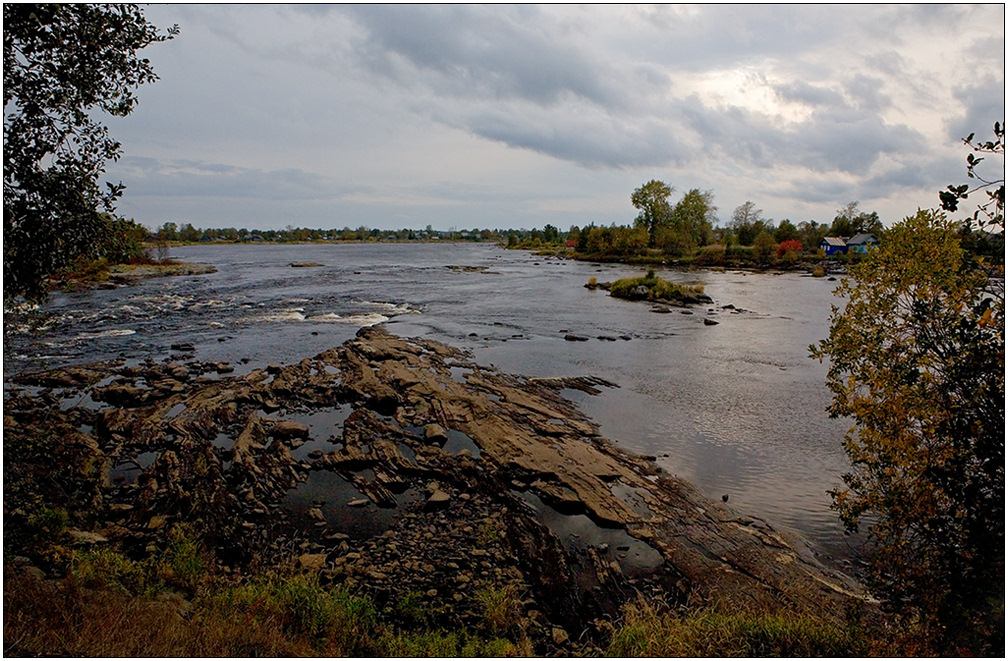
[773,219,799,243]
[812,207,1003,654]
[631,179,673,247]
[4,4,177,302]
[829,201,882,238]
[775,238,802,261]
[731,200,764,245]
[157,222,179,242]
[669,188,716,250]
[752,230,776,263]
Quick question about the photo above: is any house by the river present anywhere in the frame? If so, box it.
[819,233,879,255]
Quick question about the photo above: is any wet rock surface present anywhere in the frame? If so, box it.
[4,326,869,651]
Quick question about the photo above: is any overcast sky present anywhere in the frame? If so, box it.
[101,3,1005,232]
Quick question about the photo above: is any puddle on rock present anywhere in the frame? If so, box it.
[404,425,481,457]
[611,482,653,518]
[444,429,481,457]
[517,491,663,577]
[284,469,421,539]
[559,388,591,405]
[448,365,472,383]
[109,451,158,485]
[285,405,352,461]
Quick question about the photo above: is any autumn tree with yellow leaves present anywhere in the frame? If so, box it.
[812,125,1004,655]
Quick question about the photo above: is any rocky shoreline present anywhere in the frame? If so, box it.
[49,261,217,293]
[4,327,873,653]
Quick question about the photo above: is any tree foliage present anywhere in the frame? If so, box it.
[829,201,882,238]
[939,121,1005,234]
[812,207,1004,654]
[731,200,765,245]
[631,179,673,247]
[3,4,177,302]
[666,188,715,254]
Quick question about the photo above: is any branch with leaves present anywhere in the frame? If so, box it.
[938,121,1005,233]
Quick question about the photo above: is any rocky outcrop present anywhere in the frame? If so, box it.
[4,327,871,652]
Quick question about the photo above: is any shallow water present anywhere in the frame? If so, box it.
[4,243,859,563]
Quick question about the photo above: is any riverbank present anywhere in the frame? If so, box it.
[49,260,217,293]
[4,326,880,655]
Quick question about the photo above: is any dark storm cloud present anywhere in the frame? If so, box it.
[341,4,624,107]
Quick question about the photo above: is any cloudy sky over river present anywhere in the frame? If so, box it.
[103,4,1004,232]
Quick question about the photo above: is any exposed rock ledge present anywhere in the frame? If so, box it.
[5,327,870,650]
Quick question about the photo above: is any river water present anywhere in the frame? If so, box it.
[4,242,860,565]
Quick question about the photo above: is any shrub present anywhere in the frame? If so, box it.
[694,245,726,266]
[776,239,803,259]
[27,507,69,542]
[71,548,153,595]
[476,584,521,632]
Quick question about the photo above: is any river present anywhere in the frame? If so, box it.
[3,242,861,566]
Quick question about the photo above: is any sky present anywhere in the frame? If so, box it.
[100,3,1005,232]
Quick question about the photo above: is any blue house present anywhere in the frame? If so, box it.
[819,236,847,256]
[846,233,879,254]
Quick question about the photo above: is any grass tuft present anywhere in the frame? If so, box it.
[607,602,869,657]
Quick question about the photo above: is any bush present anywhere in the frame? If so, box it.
[476,584,521,632]
[694,245,726,266]
[776,239,803,260]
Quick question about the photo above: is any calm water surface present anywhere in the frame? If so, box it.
[4,243,859,564]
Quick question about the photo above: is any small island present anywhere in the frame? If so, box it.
[586,270,712,307]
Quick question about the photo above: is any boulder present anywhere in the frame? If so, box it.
[424,423,448,444]
[425,489,451,511]
[67,529,109,546]
[299,553,327,571]
[271,420,310,440]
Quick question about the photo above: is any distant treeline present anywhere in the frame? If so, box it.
[148,222,506,244]
[104,195,1001,272]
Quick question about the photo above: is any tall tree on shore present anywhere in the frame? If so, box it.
[631,179,673,247]
[731,201,765,245]
[4,4,177,302]
[812,125,1004,655]
[669,188,716,250]
[829,201,883,238]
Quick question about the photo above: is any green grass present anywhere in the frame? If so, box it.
[9,543,530,658]
[378,629,517,656]
[607,602,869,657]
[476,584,522,632]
